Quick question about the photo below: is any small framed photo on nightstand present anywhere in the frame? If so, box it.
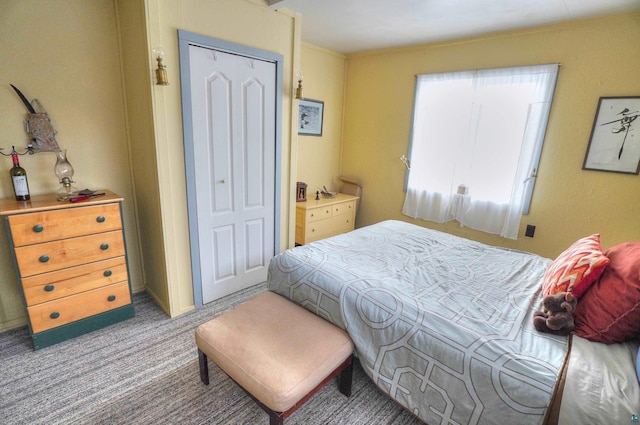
[296,182,307,202]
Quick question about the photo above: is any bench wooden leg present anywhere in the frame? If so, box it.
[268,411,285,425]
[198,348,210,385]
[338,356,353,397]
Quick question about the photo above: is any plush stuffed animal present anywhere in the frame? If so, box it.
[533,292,577,336]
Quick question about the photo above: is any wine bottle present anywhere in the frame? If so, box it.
[10,146,30,201]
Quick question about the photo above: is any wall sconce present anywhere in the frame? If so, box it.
[153,45,169,86]
[400,154,411,170]
[295,71,304,99]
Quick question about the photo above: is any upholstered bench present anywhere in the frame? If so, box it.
[195,291,354,425]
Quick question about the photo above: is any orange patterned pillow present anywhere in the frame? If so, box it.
[542,234,609,299]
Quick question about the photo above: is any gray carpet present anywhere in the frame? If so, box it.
[0,283,423,424]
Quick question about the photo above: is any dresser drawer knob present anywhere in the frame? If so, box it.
[39,255,49,263]
[44,284,55,292]
[107,295,116,302]
[96,215,106,223]
[32,224,44,233]
[50,312,60,319]
[104,270,113,277]
[100,243,109,251]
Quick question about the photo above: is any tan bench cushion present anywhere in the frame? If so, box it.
[195,291,354,412]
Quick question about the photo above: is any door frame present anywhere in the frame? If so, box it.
[178,30,283,307]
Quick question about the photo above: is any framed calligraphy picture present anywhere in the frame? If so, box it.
[583,96,640,174]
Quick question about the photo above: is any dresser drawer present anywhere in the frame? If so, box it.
[305,213,354,242]
[305,206,333,223]
[8,203,122,247]
[295,194,359,245]
[22,257,128,306]
[332,200,356,216]
[15,230,125,277]
[27,282,131,333]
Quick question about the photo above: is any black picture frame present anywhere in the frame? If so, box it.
[298,98,324,136]
[583,96,640,174]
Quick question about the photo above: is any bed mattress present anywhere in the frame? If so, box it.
[268,220,569,424]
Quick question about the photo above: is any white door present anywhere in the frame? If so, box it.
[188,45,276,303]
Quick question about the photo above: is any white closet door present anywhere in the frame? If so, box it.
[188,45,275,303]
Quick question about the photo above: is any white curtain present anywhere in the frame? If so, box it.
[402,64,558,239]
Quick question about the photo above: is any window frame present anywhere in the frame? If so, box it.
[403,64,559,216]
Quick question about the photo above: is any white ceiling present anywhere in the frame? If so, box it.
[268,0,640,54]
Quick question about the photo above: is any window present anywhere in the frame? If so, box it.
[402,64,559,239]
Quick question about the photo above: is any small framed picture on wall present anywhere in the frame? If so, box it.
[298,98,324,136]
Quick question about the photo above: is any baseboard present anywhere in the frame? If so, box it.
[143,286,174,317]
[0,316,27,333]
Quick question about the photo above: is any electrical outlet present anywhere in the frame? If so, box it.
[525,225,536,237]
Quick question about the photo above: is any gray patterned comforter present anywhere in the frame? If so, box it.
[268,220,569,425]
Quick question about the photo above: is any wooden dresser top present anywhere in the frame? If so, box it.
[0,189,122,216]
[295,193,358,211]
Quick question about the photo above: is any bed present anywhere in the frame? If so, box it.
[267,220,640,424]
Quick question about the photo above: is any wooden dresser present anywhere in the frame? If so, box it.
[0,190,134,349]
[295,193,358,245]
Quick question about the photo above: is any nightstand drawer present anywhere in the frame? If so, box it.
[27,282,131,333]
[22,257,128,306]
[15,230,125,277]
[332,200,356,216]
[8,203,122,247]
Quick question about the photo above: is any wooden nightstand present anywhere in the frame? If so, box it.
[295,193,359,245]
[0,190,135,349]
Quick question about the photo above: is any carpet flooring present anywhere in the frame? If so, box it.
[0,283,423,424]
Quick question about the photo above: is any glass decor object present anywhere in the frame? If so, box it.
[54,149,78,201]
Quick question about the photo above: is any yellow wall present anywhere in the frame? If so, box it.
[0,0,301,330]
[1,1,636,332]
[116,0,168,311]
[0,0,144,330]
[342,12,640,259]
[134,0,300,316]
[296,44,347,194]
